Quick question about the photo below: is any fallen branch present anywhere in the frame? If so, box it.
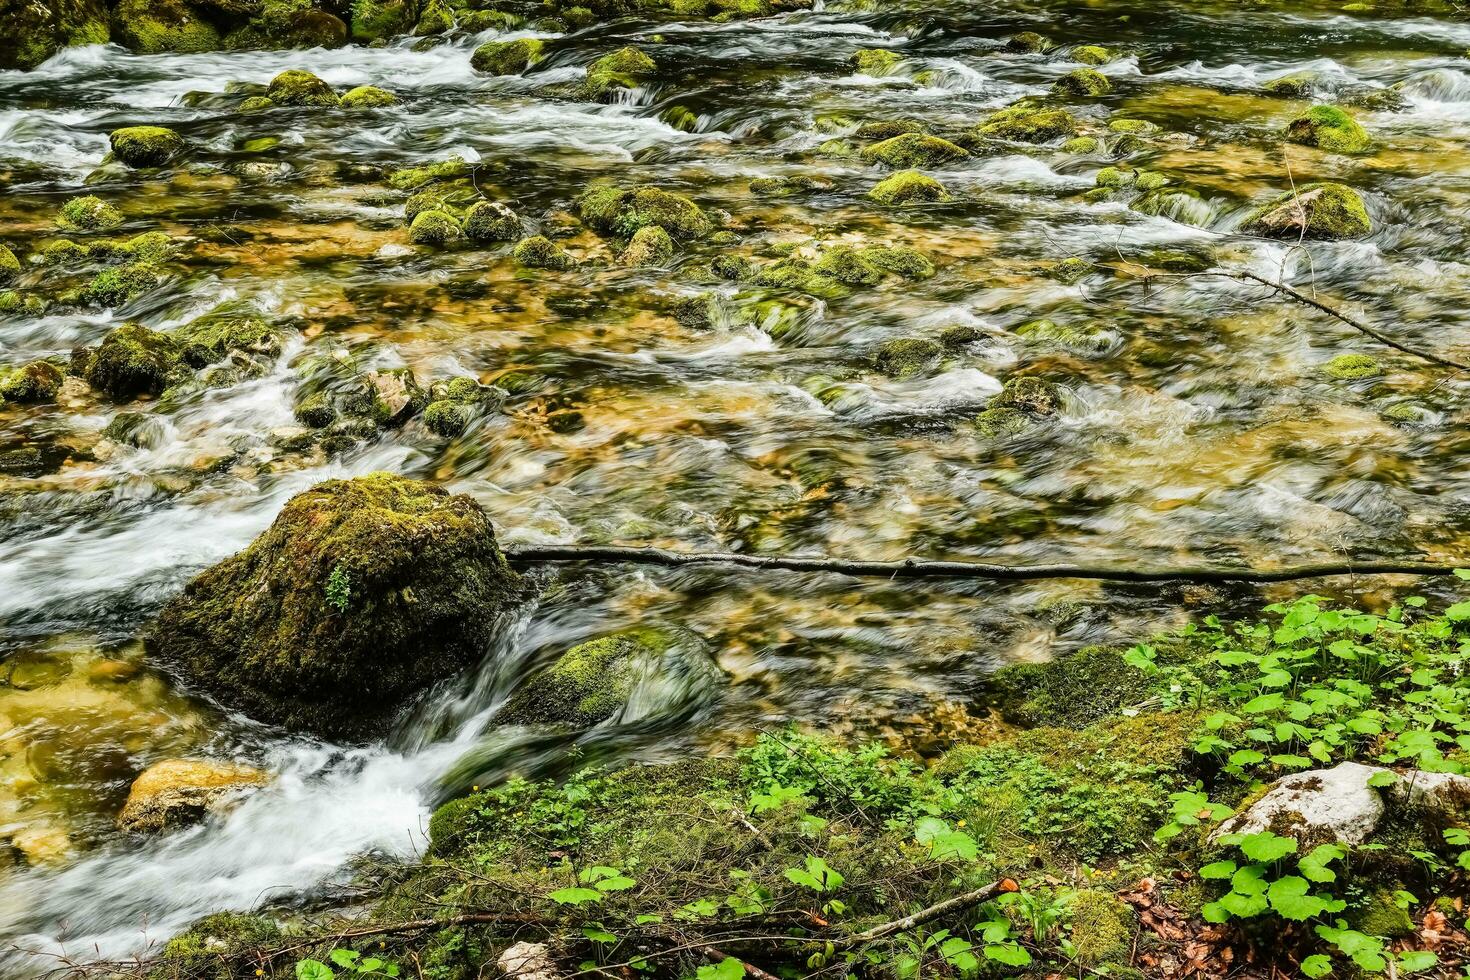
[505,544,1461,584]
[844,878,1019,945]
[703,947,782,980]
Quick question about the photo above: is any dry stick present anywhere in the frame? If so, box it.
[703,947,782,980]
[506,544,1458,584]
[843,878,1019,946]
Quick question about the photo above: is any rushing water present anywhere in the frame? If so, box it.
[5,0,1470,968]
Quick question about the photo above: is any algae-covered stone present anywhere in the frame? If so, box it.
[991,375,1061,416]
[513,235,575,269]
[339,84,398,108]
[619,225,675,266]
[110,0,221,54]
[148,474,522,739]
[1,361,65,403]
[868,170,949,205]
[577,185,712,240]
[176,308,282,362]
[1054,67,1111,97]
[413,0,452,33]
[79,263,161,307]
[749,174,833,197]
[495,627,722,728]
[874,337,942,378]
[109,126,186,167]
[1264,72,1316,98]
[977,103,1077,142]
[586,45,656,93]
[57,195,123,232]
[470,37,543,75]
[0,245,18,286]
[859,132,968,168]
[813,246,881,286]
[1071,44,1112,65]
[858,244,935,279]
[1,0,109,70]
[409,209,462,245]
[1060,135,1100,154]
[350,0,416,43]
[422,378,499,437]
[1286,104,1371,153]
[117,759,269,833]
[265,69,340,107]
[462,200,523,242]
[974,406,1030,437]
[1248,182,1371,240]
[1326,353,1381,379]
[77,322,187,400]
[1005,31,1051,53]
[238,95,275,111]
[850,48,902,76]
[388,156,470,191]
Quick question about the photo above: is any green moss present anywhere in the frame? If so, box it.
[388,156,470,190]
[850,48,902,75]
[176,308,281,362]
[350,0,416,43]
[990,374,1062,416]
[160,912,281,970]
[38,239,88,265]
[265,69,340,107]
[423,399,471,436]
[238,95,276,111]
[868,169,949,205]
[462,200,522,242]
[749,174,831,197]
[223,0,348,51]
[619,225,675,266]
[1051,256,1091,283]
[854,119,925,141]
[108,126,185,167]
[988,645,1152,728]
[973,406,1031,437]
[858,132,968,168]
[1263,72,1316,97]
[873,337,942,378]
[1248,182,1371,240]
[810,246,880,286]
[0,361,65,403]
[0,245,18,286]
[577,185,711,240]
[294,391,335,428]
[1350,890,1415,938]
[110,231,177,264]
[1108,118,1158,135]
[111,0,221,54]
[57,196,123,232]
[79,263,161,307]
[1286,104,1371,153]
[413,0,453,33]
[148,474,521,740]
[1070,890,1134,966]
[409,209,462,245]
[1095,165,1136,188]
[857,244,935,279]
[340,84,398,108]
[1054,67,1111,97]
[585,44,656,93]
[1005,31,1051,53]
[1325,353,1382,379]
[470,37,544,75]
[977,103,1077,142]
[512,235,575,269]
[1060,135,1100,154]
[1072,44,1112,65]
[751,259,847,299]
[78,322,186,400]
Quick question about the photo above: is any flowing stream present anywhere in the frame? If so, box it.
[5,0,1470,968]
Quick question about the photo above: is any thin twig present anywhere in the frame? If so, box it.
[704,947,782,980]
[844,878,1019,945]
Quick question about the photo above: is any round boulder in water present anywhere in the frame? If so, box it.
[147,474,523,740]
[109,126,187,168]
[117,758,269,833]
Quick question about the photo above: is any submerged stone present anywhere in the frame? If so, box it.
[1248,182,1372,240]
[1286,104,1371,153]
[874,337,942,377]
[850,48,902,76]
[109,126,186,167]
[990,375,1062,416]
[868,170,949,205]
[147,474,522,739]
[118,759,269,833]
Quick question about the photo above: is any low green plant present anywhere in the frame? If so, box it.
[325,564,351,613]
[296,949,400,979]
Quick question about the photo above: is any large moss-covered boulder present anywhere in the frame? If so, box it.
[110,0,221,54]
[118,759,269,833]
[470,37,543,76]
[859,133,968,168]
[868,170,949,205]
[495,627,723,728]
[1,360,65,403]
[578,185,712,240]
[349,0,416,43]
[147,474,523,740]
[1247,182,1371,240]
[0,245,18,286]
[1053,67,1111,97]
[585,45,656,95]
[1,0,109,70]
[109,126,187,167]
[266,68,340,106]
[976,103,1076,143]
[74,322,187,400]
[1285,105,1371,153]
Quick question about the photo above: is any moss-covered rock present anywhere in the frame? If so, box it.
[238,94,275,111]
[853,119,925,141]
[1071,44,1112,65]
[57,195,123,232]
[857,244,935,279]
[585,45,656,93]
[79,263,162,307]
[1054,67,1111,97]
[1325,353,1381,379]
[266,69,340,106]
[513,235,576,269]
[1286,104,1371,153]
[988,645,1150,727]
[619,225,675,266]
[388,156,470,190]
[110,0,221,54]
[409,209,462,245]
[176,308,282,362]
[1247,182,1371,240]
[350,0,416,43]
[0,245,18,286]
[109,126,186,167]
[412,0,452,33]
[1060,135,1101,154]
[1264,72,1316,98]
[1005,31,1051,53]
[577,185,712,240]
[223,0,347,51]
[470,37,543,75]
[495,627,722,728]
[117,759,270,833]
[1,361,65,403]
[340,84,398,108]
[76,322,187,400]
[749,174,833,197]
[1,0,109,70]
[977,103,1077,142]
[147,474,522,739]
[874,337,942,378]
[850,48,902,76]
[859,132,968,168]
[462,200,522,242]
[991,374,1062,416]
[867,169,949,205]
[92,231,178,264]
[973,406,1031,437]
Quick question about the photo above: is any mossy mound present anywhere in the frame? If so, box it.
[586,45,656,94]
[74,322,188,400]
[340,84,398,108]
[858,244,935,279]
[868,170,949,205]
[470,37,544,75]
[859,132,968,168]
[577,185,712,240]
[175,307,282,362]
[109,126,186,167]
[413,0,453,34]
[57,196,123,232]
[147,474,522,740]
[619,225,675,266]
[1054,67,1111,97]
[1072,44,1112,65]
[976,103,1077,142]
[990,374,1062,417]
[1264,72,1316,97]
[513,235,576,269]
[1,361,65,403]
[78,263,162,307]
[409,209,462,245]
[350,0,414,43]
[495,626,723,728]
[388,156,470,191]
[850,48,902,76]
[1005,31,1051,53]
[265,69,340,106]
[874,337,942,378]
[1286,104,1371,153]
[1,0,109,70]
[1248,182,1371,240]
[110,0,221,54]
[1325,353,1382,379]
[421,379,498,437]
[0,245,18,286]
[462,200,523,242]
